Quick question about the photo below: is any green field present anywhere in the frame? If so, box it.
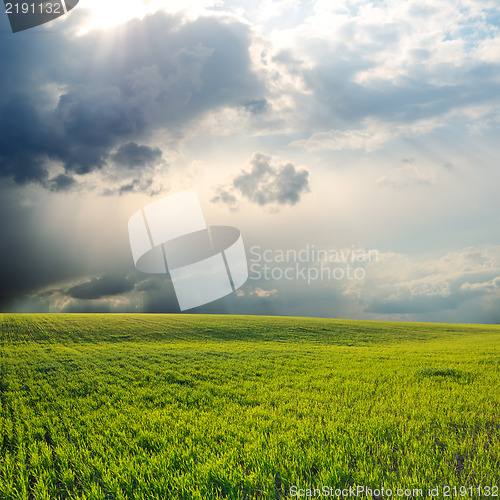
[0,314,499,499]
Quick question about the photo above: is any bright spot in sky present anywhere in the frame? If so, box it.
[78,0,221,33]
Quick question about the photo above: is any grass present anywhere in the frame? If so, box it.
[0,313,499,499]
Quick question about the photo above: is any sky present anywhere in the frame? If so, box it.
[1,0,500,322]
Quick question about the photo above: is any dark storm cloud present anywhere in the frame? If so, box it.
[212,152,310,208]
[67,274,135,300]
[135,278,163,292]
[19,272,182,313]
[0,11,264,189]
[53,87,145,175]
[112,142,163,168]
[0,94,50,185]
[19,267,345,316]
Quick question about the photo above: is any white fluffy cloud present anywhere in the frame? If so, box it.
[351,246,500,317]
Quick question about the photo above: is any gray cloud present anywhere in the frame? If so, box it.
[11,268,344,317]
[0,11,264,189]
[262,5,500,149]
[211,188,238,209]
[112,142,163,169]
[49,174,77,192]
[67,274,135,300]
[12,272,191,314]
[8,244,500,322]
[213,152,310,208]
[0,94,51,185]
[240,98,268,114]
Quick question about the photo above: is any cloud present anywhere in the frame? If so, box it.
[211,188,238,209]
[289,115,448,152]
[236,287,279,299]
[460,277,500,293]
[260,0,500,149]
[49,174,78,192]
[102,141,166,195]
[111,142,163,168]
[290,124,395,152]
[67,274,135,300]
[0,11,264,190]
[240,98,268,114]
[10,272,181,313]
[0,94,51,186]
[212,152,310,208]
[250,287,278,298]
[8,241,500,322]
[376,158,437,188]
[355,247,500,316]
